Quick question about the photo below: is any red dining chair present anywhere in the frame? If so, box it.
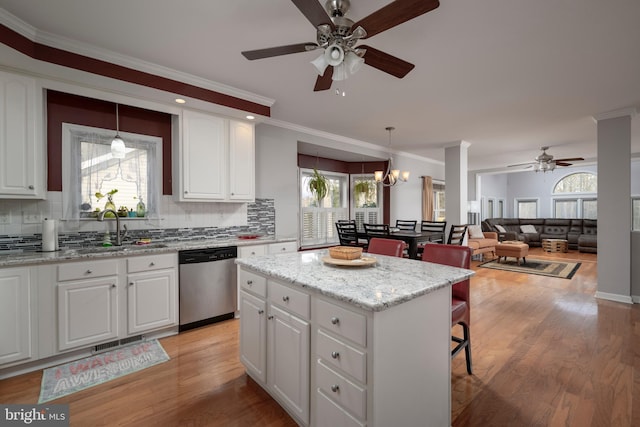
[421,244,473,375]
[367,238,406,258]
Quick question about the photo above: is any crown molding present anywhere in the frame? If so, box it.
[0,8,275,109]
[592,107,638,122]
[264,118,443,165]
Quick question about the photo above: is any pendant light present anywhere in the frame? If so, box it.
[374,127,409,187]
[111,104,126,159]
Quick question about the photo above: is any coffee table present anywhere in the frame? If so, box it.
[542,238,568,253]
[495,241,529,265]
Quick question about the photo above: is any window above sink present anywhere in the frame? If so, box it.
[61,123,162,220]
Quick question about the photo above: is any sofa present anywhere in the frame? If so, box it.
[481,218,597,253]
[466,227,499,259]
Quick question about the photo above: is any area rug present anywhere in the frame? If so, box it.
[39,339,169,403]
[479,258,581,279]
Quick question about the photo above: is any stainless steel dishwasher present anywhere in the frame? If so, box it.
[179,246,237,331]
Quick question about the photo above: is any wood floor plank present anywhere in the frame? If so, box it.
[1,247,638,426]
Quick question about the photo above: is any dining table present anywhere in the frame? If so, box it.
[358,228,445,259]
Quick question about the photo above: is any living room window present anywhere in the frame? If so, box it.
[300,168,348,248]
[516,199,538,218]
[552,172,597,219]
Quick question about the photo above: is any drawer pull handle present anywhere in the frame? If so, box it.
[331,351,340,359]
[258,309,264,314]
[330,385,340,393]
[268,315,274,320]
[86,269,93,274]
[247,280,253,285]
[129,282,134,286]
[150,262,155,266]
[111,284,116,288]
[331,317,340,325]
[28,185,34,190]
[251,252,256,255]
[282,296,290,302]
[281,247,286,251]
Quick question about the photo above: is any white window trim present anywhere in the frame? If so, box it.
[515,198,539,218]
[61,123,163,220]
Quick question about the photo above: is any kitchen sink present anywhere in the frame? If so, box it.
[66,243,169,255]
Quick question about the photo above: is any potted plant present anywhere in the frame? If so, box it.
[95,189,118,217]
[354,179,373,201]
[307,168,328,206]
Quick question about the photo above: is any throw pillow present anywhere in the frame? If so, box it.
[468,225,484,239]
[494,224,507,233]
[520,224,537,234]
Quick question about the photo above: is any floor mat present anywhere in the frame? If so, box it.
[479,258,581,279]
[39,339,169,403]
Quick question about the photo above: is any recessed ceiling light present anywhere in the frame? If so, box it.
[175,98,186,104]
[246,115,255,120]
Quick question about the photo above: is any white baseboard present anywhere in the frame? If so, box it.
[595,291,634,304]
[632,295,640,303]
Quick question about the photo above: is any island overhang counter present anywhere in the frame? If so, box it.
[235,249,474,427]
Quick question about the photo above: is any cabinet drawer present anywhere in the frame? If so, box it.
[238,245,266,258]
[316,299,366,347]
[239,269,267,298]
[316,360,366,421]
[127,253,176,273]
[268,280,309,320]
[316,330,366,383]
[58,259,120,282]
[315,390,365,427]
[267,241,297,254]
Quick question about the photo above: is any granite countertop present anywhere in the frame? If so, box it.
[235,250,474,312]
[0,236,296,267]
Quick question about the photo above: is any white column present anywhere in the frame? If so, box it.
[444,142,470,240]
[593,108,636,303]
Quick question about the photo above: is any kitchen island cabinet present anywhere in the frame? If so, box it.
[0,267,35,366]
[236,250,474,427]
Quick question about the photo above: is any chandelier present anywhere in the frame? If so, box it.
[374,127,409,187]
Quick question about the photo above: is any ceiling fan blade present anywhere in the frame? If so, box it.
[291,0,335,30]
[242,43,317,60]
[360,45,414,78]
[555,162,573,167]
[314,66,333,91]
[352,0,440,39]
[507,162,536,168]
[554,157,584,162]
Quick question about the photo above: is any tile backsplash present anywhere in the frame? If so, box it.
[0,193,275,251]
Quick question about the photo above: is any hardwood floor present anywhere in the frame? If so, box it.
[1,248,638,426]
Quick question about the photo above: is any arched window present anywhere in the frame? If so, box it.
[553,172,597,194]
[552,172,597,219]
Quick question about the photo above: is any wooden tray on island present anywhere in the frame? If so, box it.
[322,256,377,267]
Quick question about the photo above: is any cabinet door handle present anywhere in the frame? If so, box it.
[281,247,286,251]
[184,191,189,194]
[247,280,253,285]
[282,296,290,302]
[28,185,34,190]
[111,284,116,288]
[149,262,155,266]
[331,317,340,325]
[331,351,340,359]
[129,282,134,286]
[268,315,274,320]
[258,309,264,314]
[330,385,340,393]
[86,269,93,274]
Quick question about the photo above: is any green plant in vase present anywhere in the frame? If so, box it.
[307,168,328,207]
[95,189,118,218]
[353,180,374,205]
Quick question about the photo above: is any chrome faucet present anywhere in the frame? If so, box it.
[97,209,128,246]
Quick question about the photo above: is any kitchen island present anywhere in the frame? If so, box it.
[236,250,474,427]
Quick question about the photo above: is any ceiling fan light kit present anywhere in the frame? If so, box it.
[242,0,440,91]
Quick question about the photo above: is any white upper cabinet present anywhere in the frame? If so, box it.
[176,110,254,202]
[0,70,45,199]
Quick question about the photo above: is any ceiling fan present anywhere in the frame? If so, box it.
[241,0,440,91]
[508,147,585,172]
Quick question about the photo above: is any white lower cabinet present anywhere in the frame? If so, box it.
[268,304,310,425]
[0,267,35,366]
[127,254,178,335]
[238,271,310,426]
